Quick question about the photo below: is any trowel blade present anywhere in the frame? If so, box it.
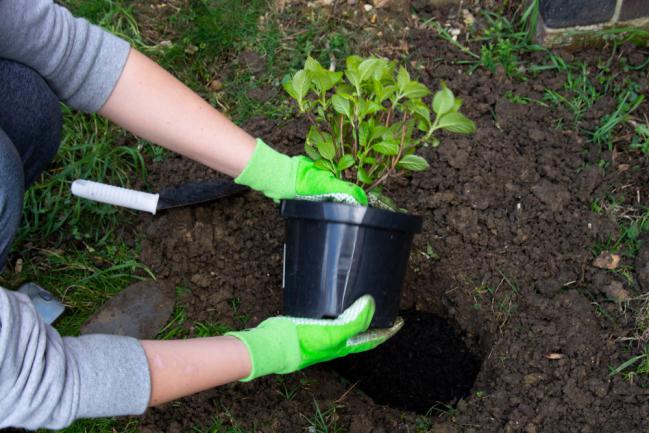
[157,179,248,210]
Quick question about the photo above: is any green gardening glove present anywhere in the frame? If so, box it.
[226,295,403,381]
[235,139,368,206]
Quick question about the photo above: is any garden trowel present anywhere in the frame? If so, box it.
[71,178,247,215]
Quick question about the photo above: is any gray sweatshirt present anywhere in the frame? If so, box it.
[0,0,152,429]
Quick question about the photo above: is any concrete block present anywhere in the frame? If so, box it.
[539,0,617,28]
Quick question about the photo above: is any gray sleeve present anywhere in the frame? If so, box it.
[0,0,131,112]
[0,288,151,430]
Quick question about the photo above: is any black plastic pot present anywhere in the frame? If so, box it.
[280,200,423,328]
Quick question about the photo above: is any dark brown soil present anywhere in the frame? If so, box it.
[134,3,649,433]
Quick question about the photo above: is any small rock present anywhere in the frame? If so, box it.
[593,251,621,270]
[522,372,544,387]
[525,424,538,433]
[81,280,175,339]
[462,9,475,26]
[209,79,223,92]
[601,281,631,302]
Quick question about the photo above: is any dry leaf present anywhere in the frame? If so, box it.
[593,251,621,270]
[209,79,223,92]
[545,353,565,360]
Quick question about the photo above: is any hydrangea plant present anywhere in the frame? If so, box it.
[283,55,476,209]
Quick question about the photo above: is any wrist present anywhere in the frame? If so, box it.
[226,319,300,381]
[234,139,297,201]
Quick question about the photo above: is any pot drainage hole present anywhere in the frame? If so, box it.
[330,310,481,414]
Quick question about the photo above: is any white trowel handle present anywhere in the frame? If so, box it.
[71,179,159,214]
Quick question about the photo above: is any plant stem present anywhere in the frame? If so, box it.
[368,113,409,192]
[339,114,344,157]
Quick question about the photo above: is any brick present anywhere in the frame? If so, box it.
[539,0,617,28]
[620,0,649,21]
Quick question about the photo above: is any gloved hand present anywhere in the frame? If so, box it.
[226,295,402,381]
[235,139,368,206]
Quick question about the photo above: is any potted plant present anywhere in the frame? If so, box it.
[280,55,475,327]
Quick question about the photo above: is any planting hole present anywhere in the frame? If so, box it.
[330,310,481,414]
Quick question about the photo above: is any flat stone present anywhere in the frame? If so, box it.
[540,0,616,28]
[620,0,649,21]
[81,280,175,339]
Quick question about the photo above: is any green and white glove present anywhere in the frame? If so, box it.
[235,139,368,206]
[226,295,403,381]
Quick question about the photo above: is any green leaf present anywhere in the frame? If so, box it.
[337,154,355,171]
[346,55,363,71]
[397,66,410,93]
[345,69,362,89]
[432,82,455,115]
[304,56,323,72]
[370,125,388,143]
[304,144,321,160]
[314,159,335,174]
[359,58,384,82]
[361,156,376,165]
[382,84,397,101]
[401,81,430,99]
[332,94,352,118]
[360,100,383,117]
[397,154,429,171]
[307,127,335,160]
[359,123,371,148]
[408,100,431,123]
[437,112,476,134]
[310,69,343,93]
[292,70,310,101]
[317,135,335,160]
[357,166,373,184]
[373,141,400,156]
[282,76,298,100]
[452,98,463,112]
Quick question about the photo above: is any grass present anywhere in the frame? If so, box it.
[471,271,519,332]
[302,400,344,433]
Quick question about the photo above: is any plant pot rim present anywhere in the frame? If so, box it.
[280,199,423,233]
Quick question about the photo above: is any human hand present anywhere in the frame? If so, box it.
[226,295,402,381]
[234,139,368,206]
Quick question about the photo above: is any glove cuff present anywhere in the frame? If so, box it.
[234,139,297,201]
[226,319,301,381]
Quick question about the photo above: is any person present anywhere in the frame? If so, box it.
[0,0,402,429]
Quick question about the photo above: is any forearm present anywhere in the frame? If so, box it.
[140,336,251,406]
[99,49,256,177]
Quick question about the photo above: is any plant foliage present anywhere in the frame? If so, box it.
[283,55,475,206]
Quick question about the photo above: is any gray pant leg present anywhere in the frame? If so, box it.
[0,129,24,270]
[0,59,62,187]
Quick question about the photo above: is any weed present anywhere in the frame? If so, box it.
[630,119,649,153]
[303,400,343,433]
[591,85,645,150]
[192,417,249,433]
[156,292,233,340]
[472,271,519,331]
[36,418,141,433]
[420,243,440,261]
[275,376,301,401]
